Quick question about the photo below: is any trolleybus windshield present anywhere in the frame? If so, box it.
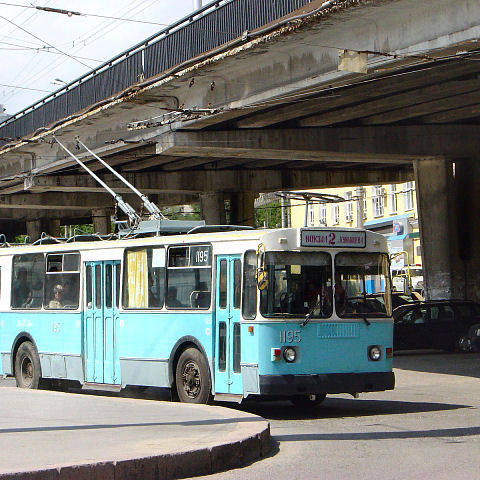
[260,251,332,318]
[334,252,391,318]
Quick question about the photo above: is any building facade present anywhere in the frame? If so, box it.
[290,182,422,270]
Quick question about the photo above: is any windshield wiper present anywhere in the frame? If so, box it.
[358,313,371,326]
[301,297,322,327]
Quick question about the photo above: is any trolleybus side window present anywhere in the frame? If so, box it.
[242,250,257,320]
[167,245,212,309]
[86,265,92,308]
[219,260,227,309]
[334,252,391,318]
[123,247,166,309]
[233,259,241,309]
[45,253,80,310]
[260,252,333,318]
[11,254,44,309]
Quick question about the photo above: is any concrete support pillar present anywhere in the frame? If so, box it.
[26,219,42,242]
[199,192,226,225]
[92,209,111,235]
[229,192,256,227]
[48,219,61,238]
[454,157,480,301]
[414,158,462,300]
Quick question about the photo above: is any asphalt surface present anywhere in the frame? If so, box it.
[1,351,478,479]
[0,381,270,478]
[195,351,480,480]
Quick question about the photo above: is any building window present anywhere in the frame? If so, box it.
[389,184,398,214]
[319,204,327,226]
[363,187,368,219]
[404,181,414,211]
[372,186,385,217]
[345,191,353,223]
[332,204,340,225]
[307,202,315,226]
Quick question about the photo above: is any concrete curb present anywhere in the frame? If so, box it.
[0,423,271,480]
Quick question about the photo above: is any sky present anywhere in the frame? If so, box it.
[0,0,195,116]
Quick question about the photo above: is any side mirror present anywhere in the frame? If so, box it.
[256,243,269,291]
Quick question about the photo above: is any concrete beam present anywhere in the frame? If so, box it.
[24,174,204,195]
[176,125,480,159]
[19,167,414,196]
[300,79,480,127]
[362,90,480,125]
[156,130,416,163]
[236,62,480,128]
[422,103,480,123]
[0,192,117,210]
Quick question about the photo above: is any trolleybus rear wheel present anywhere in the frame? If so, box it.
[15,341,42,389]
[175,348,211,404]
[290,394,326,409]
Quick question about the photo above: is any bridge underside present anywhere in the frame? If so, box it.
[0,0,479,300]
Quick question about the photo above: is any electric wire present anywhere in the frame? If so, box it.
[0,14,92,68]
[1,0,159,106]
[0,1,174,27]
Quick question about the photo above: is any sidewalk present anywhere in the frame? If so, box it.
[0,386,270,479]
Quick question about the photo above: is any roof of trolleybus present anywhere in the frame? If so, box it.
[0,227,387,256]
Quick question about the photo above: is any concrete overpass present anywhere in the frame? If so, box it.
[1,0,480,300]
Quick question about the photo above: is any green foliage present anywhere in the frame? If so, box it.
[255,201,282,228]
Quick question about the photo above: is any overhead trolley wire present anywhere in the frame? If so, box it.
[0,0,158,105]
[0,14,92,68]
[0,1,173,27]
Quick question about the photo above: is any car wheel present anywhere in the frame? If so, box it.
[290,394,327,409]
[15,341,42,389]
[456,336,473,353]
[175,348,211,404]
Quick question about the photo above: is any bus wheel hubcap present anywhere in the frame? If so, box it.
[21,357,33,385]
[182,361,201,398]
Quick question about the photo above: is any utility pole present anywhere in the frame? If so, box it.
[280,192,287,228]
[193,0,202,10]
[355,186,365,229]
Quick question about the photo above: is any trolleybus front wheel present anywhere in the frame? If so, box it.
[290,394,326,409]
[175,348,211,404]
[15,341,42,389]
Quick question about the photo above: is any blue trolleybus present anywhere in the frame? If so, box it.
[0,227,394,405]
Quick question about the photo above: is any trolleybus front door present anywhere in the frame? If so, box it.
[215,255,242,395]
[84,261,121,385]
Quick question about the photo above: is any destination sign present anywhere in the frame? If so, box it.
[301,230,366,248]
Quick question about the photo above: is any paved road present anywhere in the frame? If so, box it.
[2,352,478,479]
[195,352,480,480]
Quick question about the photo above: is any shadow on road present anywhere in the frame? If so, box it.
[393,351,480,378]
[235,396,472,421]
[274,425,480,442]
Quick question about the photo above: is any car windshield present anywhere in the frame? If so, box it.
[334,253,391,317]
[260,251,332,318]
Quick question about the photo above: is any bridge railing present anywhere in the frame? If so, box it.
[0,0,311,146]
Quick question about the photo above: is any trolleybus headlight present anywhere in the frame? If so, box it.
[368,345,381,361]
[283,347,296,363]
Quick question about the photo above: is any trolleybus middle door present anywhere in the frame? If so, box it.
[84,261,121,385]
[215,255,242,395]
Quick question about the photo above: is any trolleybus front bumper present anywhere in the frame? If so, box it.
[259,372,395,396]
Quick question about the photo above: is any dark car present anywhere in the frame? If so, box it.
[393,300,480,352]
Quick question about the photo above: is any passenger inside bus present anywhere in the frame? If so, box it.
[13,268,29,306]
[166,286,183,308]
[48,284,64,309]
